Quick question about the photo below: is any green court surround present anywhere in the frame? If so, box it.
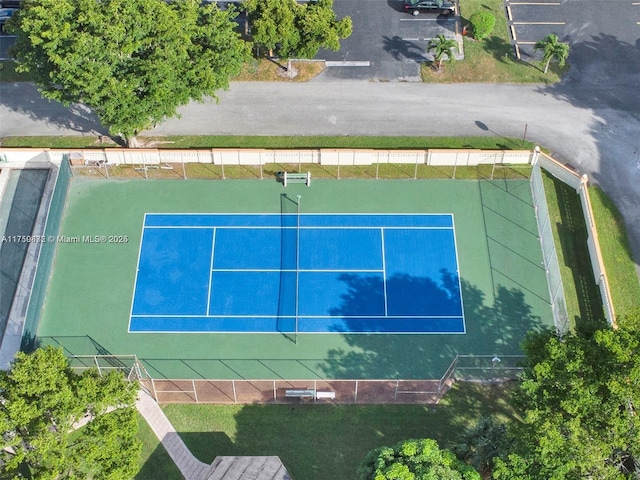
[36,178,552,380]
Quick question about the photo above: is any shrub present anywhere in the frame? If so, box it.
[357,438,481,480]
[469,11,495,40]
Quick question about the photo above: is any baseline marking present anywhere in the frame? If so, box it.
[127,215,148,332]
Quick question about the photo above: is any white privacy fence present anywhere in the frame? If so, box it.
[0,147,534,168]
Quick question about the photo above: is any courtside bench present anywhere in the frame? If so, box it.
[277,171,311,187]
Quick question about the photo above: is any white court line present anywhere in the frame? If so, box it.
[127,215,148,333]
[212,268,385,273]
[131,314,465,319]
[451,216,467,334]
[144,225,454,230]
[206,228,216,316]
[381,228,389,316]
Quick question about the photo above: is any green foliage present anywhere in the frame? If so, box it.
[427,34,458,70]
[494,311,640,479]
[452,417,509,475]
[9,0,249,143]
[468,11,495,40]
[244,0,351,59]
[357,438,482,480]
[534,33,570,74]
[0,346,141,479]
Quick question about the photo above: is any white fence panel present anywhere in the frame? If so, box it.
[159,150,212,164]
[538,154,582,189]
[318,149,340,165]
[0,149,50,164]
[353,150,377,166]
[273,150,316,166]
[428,150,471,166]
[387,151,426,164]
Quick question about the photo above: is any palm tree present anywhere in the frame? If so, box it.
[427,34,458,70]
[534,33,570,74]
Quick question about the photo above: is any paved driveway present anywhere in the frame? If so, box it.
[316,0,460,81]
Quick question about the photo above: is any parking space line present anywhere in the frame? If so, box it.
[508,2,560,4]
[325,61,370,67]
[512,21,565,24]
[399,18,456,21]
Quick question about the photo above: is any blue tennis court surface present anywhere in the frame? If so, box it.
[129,214,465,334]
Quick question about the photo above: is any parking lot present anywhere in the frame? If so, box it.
[505,0,640,84]
[316,0,461,81]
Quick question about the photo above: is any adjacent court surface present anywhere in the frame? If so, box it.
[36,178,553,380]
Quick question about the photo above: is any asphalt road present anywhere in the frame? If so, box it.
[1,80,639,281]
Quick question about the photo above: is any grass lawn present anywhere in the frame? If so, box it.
[234,59,325,82]
[589,187,640,317]
[136,382,517,480]
[0,135,538,150]
[542,172,604,329]
[421,0,567,83]
[136,414,184,480]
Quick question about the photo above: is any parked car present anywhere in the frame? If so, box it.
[0,7,17,34]
[403,0,455,16]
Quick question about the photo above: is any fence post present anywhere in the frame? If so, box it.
[232,380,237,403]
[94,356,102,376]
[151,378,158,402]
[273,381,277,403]
[192,380,198,403]
[354,380,358,403]
[531,146,540,166]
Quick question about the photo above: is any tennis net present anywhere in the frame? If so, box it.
[276,195,300,336]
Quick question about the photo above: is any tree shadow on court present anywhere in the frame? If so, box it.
[317,272,546,381]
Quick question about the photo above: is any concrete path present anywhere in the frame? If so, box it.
[136,390,213,480]
[135,391,292,480]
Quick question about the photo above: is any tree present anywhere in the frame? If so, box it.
[534,33,570,74]
[0,346,141,479]
[357,438,482,480]
[452,417,510,476]
[9,0,250,146]
[493,311,640,479]
[427,34,458,70]
[244,0,352,66]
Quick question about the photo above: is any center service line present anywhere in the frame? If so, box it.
[380,228,388,317]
